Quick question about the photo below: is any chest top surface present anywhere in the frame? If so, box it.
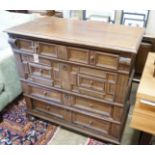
[5,17,144,53]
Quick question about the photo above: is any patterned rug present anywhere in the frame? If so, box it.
[0,98,57,145]
[86,138,108,145]
[0,97,109,145]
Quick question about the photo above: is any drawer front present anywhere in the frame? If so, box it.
[78,68,117,101]
[79,67,106,78]
[28,85,62,103]
[72,113,110,134]
[73,97,123,121]
[73,97,112,117]
[17,38,34,52]
[78,74,105,92]
[21,55,52,67]
[32,99,67,120]
[37,42,58,57]
[20,54,56,86]
[94,52,119,70]
[28,63,52,79]
[67,47,89,64]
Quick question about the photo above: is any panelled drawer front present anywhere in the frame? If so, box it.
[29,62,52,79]
[37,42,58,57]
[17,38,34,52]
[78,74,105,92]
[73,97,112,117]
[21,55,52,67]
[72,96,123,121]
[32,99,66,120]
[72,113,110,134]
[21,55,55,86]
[67,47,89,64]
[78,67,117,102]
[29,85,62,103]
[94,52,119,70]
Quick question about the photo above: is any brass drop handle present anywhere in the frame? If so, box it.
[62,64,68,70]
[89,120,93,125]
[89,104,94,108]
[43,91,47,96]
[90,80,94,85]
[65,94,70,99]
[39,69,43,74]
[90,55,95,62]
[46,106,50,111]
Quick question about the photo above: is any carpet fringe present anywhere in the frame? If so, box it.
[84,138,90,145]
[47,127,60,145]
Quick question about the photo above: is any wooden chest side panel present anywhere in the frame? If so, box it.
[114,74,129,103]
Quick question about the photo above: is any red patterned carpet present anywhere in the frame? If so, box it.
[0,98,57,145]
[86,138,107,145]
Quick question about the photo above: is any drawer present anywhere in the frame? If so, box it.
[72,113,110,134]
[37,42,58,57]
[67,47,89,64]
[79,84,115,102]
[79,67,117,82]
[79,87,105,99]
[32,99,67,120]
[28,62,52,79]
[79,67,107,79]
[78,74,106,92]
[17,38,34,52]
[21,55,52,67]
[93,51,119,70]
[73,97,112,117]
[27,85,62,103]
[73,97,123,121]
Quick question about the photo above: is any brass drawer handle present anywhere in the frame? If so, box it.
[39,69,43,74]
[43,91,48,96]
[62,64,69,70]
[46,106,50,111]
[89,104,94,108]
[90,80,94,85]
[89,120,93,125]
[90,55,95,63]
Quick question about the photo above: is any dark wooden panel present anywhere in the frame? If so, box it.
[135,42,152,75]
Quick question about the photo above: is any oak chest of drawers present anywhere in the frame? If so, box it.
[6,17,144,144]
